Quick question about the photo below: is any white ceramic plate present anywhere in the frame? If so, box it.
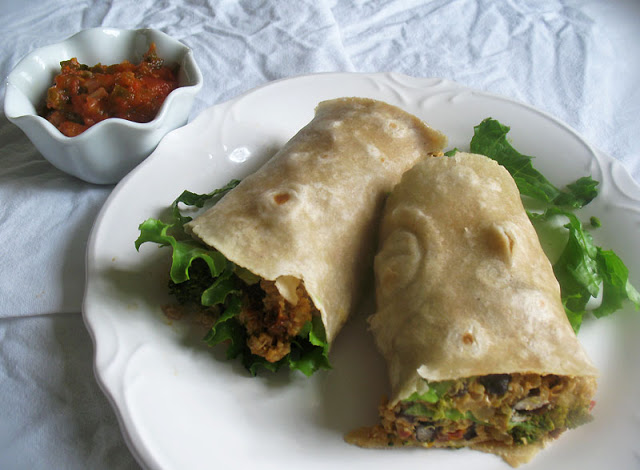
[83,73,640,470]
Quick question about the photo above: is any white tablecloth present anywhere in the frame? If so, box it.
[1,1,638,468]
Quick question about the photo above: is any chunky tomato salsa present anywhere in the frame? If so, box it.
[41,44,179,137]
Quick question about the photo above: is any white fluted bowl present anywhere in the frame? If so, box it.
[4,28,203,184]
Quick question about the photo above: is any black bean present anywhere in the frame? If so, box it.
[478,374,511,396]
[463,424,477,441]
[528,387,541,397]
[415,425,437,443]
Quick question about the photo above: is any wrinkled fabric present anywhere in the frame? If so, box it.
[0,0,638,468]
[0,314,139,470]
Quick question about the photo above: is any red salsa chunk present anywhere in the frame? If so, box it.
[41,43,179,137]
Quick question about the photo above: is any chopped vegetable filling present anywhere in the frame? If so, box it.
[378,373,595,448]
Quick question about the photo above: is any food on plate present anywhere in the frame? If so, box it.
[346,152,598,467]
[136,97,447,375]
[40,43,179,137]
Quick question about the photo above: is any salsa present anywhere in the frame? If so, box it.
[41,44,179,137]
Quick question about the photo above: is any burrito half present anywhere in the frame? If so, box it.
[178,97,447,373]
[346,152,598,466]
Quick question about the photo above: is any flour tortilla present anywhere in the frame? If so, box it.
[365,152,597,465]
[186,97,447,345]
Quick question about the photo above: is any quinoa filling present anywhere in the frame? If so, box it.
[239,279,318,363]
[380,373,596,447]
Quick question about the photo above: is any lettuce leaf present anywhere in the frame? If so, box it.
[135,182,331,376]
[136,218,230,286]
[528,195,640,332]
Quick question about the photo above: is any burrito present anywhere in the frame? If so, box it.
[170,97,447,374]
[346,152,598,466]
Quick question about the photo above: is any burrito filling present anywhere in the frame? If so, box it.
[171,258,321,362]
[354,373,595,448]
[162,255,329,375]
[239,278,317,363]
